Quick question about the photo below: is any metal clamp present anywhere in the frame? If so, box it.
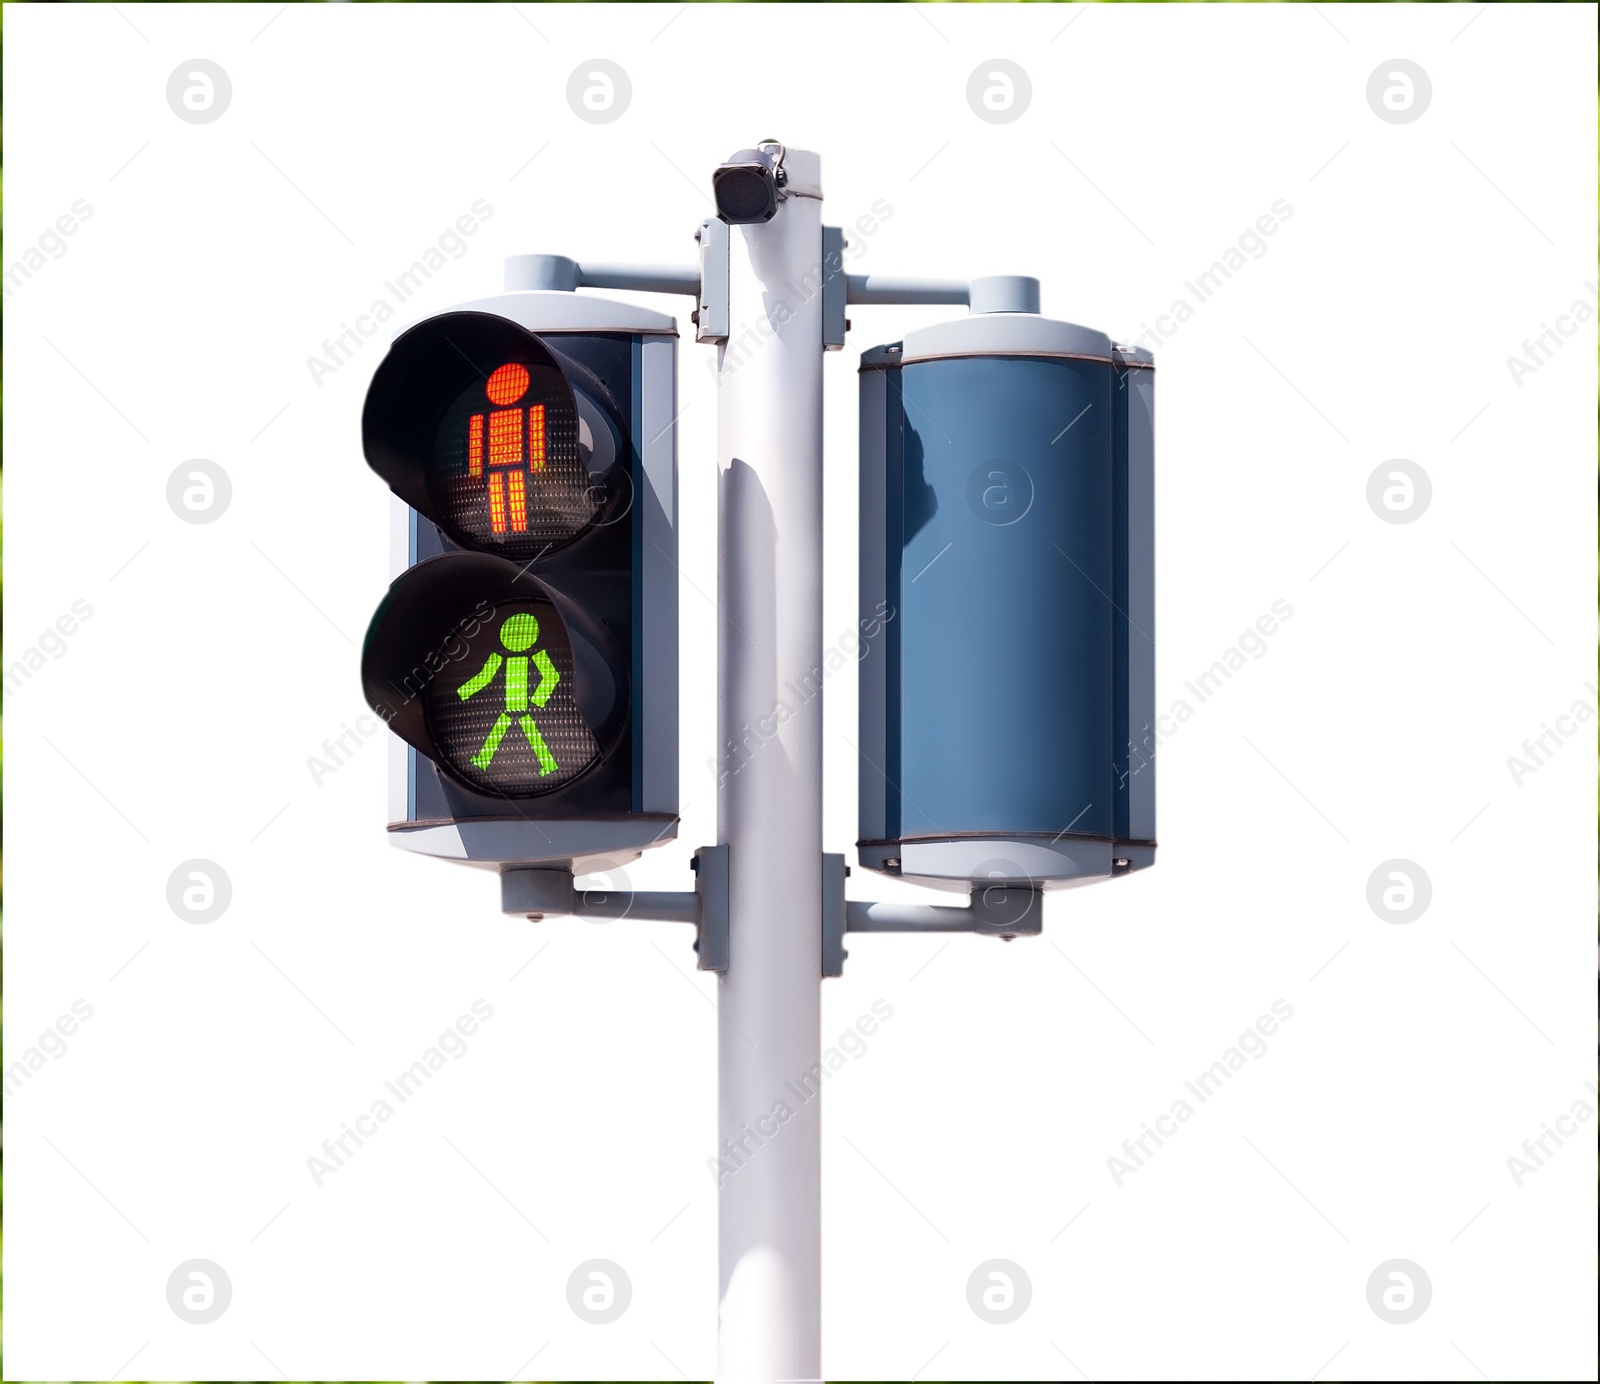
[500,844,729,972]
[822,853,849,976]
[822,227,847,351]
[694,219,730,344]
[822,853,1042,977]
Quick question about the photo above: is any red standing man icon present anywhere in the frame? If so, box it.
[468,362,546,534]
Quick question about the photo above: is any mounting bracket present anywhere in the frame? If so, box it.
[821,853,1043,977]
[500,843,730,973]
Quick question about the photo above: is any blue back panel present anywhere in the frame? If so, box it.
[889,355,1115,840]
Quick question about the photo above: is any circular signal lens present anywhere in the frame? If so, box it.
[423,597,601,796]
[427,357,599,560]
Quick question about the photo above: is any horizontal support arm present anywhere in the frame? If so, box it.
[846,887,1042,936]
[843,272,1040,314]
[577,263,700,296]
[570,889,699,923]
[504,253,699,297]
[845,273,969,306]
[507,249,1039,329]
[849,900,996,932]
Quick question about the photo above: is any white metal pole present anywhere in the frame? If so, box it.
[715,147,825,1383]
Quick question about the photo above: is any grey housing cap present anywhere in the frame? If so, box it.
[413,289,678,337]
[901,311,1112,365]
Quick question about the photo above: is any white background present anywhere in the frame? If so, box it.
[4,3,1597,1380]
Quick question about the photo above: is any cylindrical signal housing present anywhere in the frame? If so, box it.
[857,311,1155,891]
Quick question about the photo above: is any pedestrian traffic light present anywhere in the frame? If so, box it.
[359,283,679,871]
[856,295,1155,890]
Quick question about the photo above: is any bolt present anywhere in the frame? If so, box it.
[691,310,700,325]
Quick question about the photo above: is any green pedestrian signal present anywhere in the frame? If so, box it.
[458,612,562,776]
[420,595,602,798]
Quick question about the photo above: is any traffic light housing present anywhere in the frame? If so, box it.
[360,293,678,872]
[856,311,1155,891]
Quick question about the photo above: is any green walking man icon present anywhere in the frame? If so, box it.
[457,612,561,775]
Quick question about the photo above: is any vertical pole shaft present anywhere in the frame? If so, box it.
[716,149,824,1383]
